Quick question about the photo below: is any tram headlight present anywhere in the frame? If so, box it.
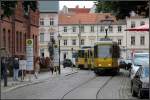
[108,64,111,66]
[98,64,102,66]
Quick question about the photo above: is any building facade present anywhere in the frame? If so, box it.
[58,13,127,62]
[38,1,59,57]
[126,16,149,58]
[0,1,39,59]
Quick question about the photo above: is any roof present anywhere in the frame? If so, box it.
[59,13,118,25]
[68,8,90,13]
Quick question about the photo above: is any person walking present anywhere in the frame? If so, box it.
[49,57,54,75]
[13,58,19,81]
[34,58,40,79]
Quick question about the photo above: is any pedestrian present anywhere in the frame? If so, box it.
[1,57,6,79]
[34,58,40,79]
[49,57,54,75]
[13,58,19,81]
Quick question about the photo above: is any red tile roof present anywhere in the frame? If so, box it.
[68,8,90,13]
[59,13,117,25]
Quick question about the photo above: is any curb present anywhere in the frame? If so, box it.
[1,71,78,93]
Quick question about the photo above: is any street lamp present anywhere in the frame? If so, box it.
[71,48,73,71]
[57,34,62,74]
[105,26,109,38]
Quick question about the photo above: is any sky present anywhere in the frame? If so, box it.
[59,1,95,10]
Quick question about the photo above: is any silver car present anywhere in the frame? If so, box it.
[129,58,149,79]
[131,64,149,98]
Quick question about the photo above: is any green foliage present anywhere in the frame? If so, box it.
[1,1,37,19]
[1,1,17,18]
[23,1,37,13]
[95,1,149,20]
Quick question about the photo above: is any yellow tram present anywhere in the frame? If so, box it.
[76,46,94,69]
[93,38,120,74]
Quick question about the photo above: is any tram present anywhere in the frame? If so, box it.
[93,38,120,74]
[76,46,94,69]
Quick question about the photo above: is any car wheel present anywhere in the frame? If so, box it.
[138,89,143,99]
[131,85,136,97]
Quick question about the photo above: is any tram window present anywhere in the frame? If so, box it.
[94,45,98,57]
[98,45,112,58]
[78,50,84,57]
[112,44,120,58]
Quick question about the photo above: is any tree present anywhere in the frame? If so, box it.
[94,1,149,20]
[1,1,37,19]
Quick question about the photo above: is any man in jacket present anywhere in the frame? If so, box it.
[13,58,19,81]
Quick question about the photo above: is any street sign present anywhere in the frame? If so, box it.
[19,60,27,70]
[26,39,34,71]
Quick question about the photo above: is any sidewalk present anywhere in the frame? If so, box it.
[1,66,78,93]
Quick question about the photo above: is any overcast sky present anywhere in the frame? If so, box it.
[59,1,95,10]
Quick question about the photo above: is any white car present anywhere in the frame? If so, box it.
[133,52,149,59]
[130,58,149,79]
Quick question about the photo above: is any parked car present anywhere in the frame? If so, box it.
[119,59,132,70]
[133,52,149,59]
[63,59,75,68]
[131,63,149,98]
[129,57,149,79]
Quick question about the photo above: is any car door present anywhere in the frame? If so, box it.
[133,68,142,92]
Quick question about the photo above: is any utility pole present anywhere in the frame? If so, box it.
[78,20,81,49]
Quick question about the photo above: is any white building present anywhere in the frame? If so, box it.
[126,15,149,58]
[38,1,59,57]
[58,13,127,62]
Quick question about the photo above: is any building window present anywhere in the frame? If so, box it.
[8,30,11,51]
[131,36,135,45]
[131,21,135,28]
[40,48,44,57]
[20,32,22,52]
[72,39,76,45]
[109,26,113,32]
[40,18,44,25]
[40,33,44,43]
[50,32,54,36]
[35,36,37,53]
[50,18,54,26]
[64,40,67,45]
[118,26,122,32]
[91,26,94,32]
[81,39,84,45]
[64,27,67,32]
[16,31,19,52]
[80,25,84,32]
[140,21,145,26]
[3,29,6,48]
[24,33,26,52]
[50,36,54,41]
[118,39,122,45]
[100,26,104,32]
[140,36,145,45]
[72,26,76,32]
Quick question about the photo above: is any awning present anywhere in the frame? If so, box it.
[125,24,149,31]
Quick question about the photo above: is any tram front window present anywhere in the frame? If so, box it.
[78,50,84,57]
[98,45,112,58]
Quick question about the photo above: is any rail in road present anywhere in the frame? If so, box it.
[61,73,115,99]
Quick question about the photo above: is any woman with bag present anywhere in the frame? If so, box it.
[34,58,40,79]
[49,57,54,75]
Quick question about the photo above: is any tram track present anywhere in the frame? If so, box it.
[61,74,115,99]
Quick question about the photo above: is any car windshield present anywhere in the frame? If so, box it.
[125,59,132,63]
[134,53,149,58]
[142,67,149,78]
[133,58,149,66]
